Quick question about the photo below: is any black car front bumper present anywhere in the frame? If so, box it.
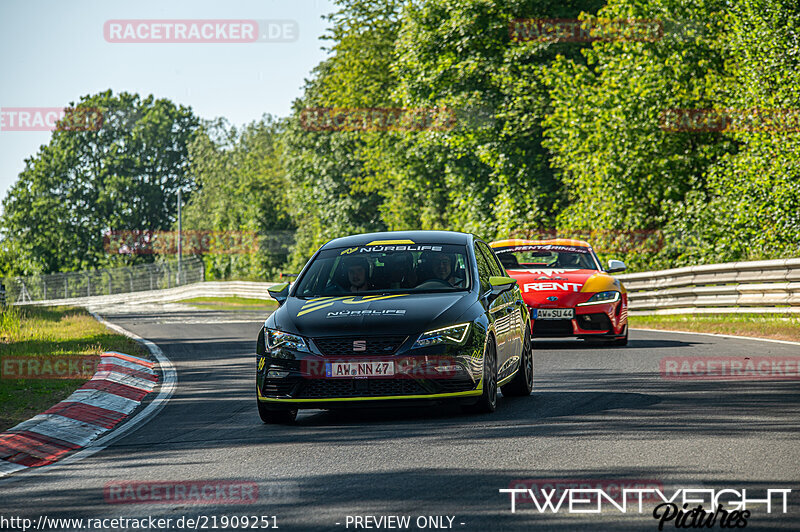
[256,330,485,408]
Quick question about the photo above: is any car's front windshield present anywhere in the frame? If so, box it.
[493,244,599,270]
[294,244,471,298]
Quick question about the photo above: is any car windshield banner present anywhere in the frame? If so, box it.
[495,244,591,254]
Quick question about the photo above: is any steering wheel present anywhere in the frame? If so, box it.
[415,278,451,289]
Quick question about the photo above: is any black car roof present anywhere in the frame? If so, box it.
[321,230,474,249]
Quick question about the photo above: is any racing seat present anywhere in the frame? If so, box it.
[371,265,390,290]
[555,254,582,268]
[451,266,467,287]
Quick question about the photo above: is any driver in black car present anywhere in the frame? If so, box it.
[430,253,464,287]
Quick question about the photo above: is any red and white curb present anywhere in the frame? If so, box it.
[0,351,158,476]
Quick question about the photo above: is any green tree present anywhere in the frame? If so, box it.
[388,0,606,238]
[0,90,199,275]
[675,0,800,261]
[541,0,734,269]
[283,0,403,266]
[181,116,294,279]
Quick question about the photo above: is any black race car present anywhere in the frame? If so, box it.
[256,230,533,423]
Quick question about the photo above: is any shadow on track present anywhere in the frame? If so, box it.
[533,338,705,350]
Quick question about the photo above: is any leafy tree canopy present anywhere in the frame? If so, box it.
[1,90,199,275]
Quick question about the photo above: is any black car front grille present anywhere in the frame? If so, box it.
[312,336,407,357]
[532,319,575,337]
[296,378,429,398]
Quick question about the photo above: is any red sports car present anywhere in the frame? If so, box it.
[489,239,628,345]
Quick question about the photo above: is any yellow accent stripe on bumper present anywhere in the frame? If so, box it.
[257,388,482,403]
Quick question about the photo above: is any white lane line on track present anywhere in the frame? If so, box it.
[632,328,800,347]
[0,313,177,484]
[117,319,258,325]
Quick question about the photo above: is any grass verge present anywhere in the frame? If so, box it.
[629,313,800,343]
[0,305,148,432]
[176,296,278,311]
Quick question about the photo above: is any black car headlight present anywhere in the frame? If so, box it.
[413,323,470,348]
[576,291,620,306]
[265,328,310,353]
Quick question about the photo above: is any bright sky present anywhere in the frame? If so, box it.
[0,0,335,212]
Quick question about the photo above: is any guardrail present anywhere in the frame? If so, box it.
[3,257,204,304]
[618,258,800,315]
[15,281,281,308]
[10,257,800,315]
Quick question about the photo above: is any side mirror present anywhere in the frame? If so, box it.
[607,260,626,273]
[267,282,290,306]
[488,275,518,298]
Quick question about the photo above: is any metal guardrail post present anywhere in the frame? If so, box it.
[18,280,31,303]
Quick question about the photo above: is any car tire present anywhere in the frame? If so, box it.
[257,399,298,424]
[462,335,498,414]
[501,327,533,397]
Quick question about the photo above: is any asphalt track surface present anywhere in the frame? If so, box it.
[2,305,799,531]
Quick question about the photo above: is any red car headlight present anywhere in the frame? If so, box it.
[576,291,620,306]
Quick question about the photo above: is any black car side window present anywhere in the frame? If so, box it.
[478,242,505,277]
[473,243,492,293]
